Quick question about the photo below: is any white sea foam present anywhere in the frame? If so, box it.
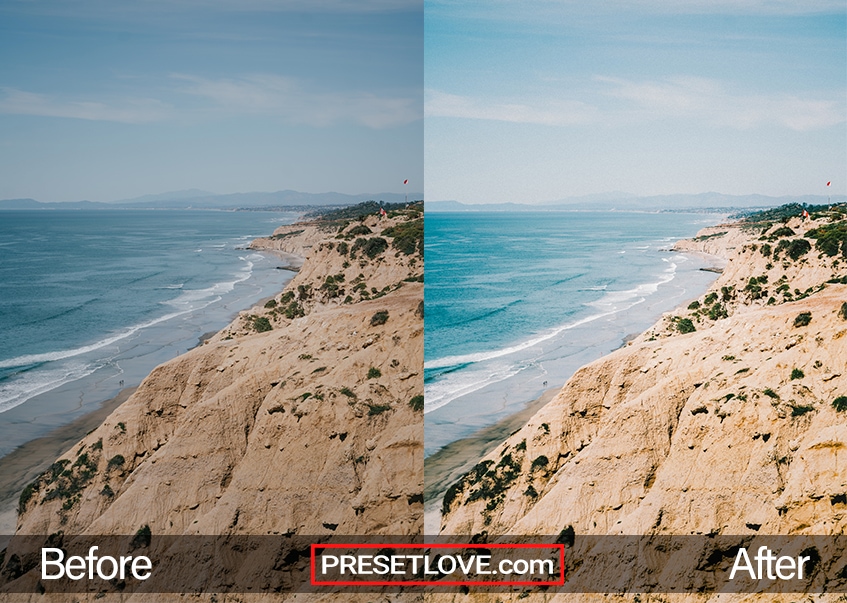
[0,361,100,413]
[424,362,524,414]
[424,309,621,373]
[0,308,191,371]
[424,267,681,414]
[164,257,255,309]
[0,253,265,413]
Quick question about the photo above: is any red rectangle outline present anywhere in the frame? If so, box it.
[310,543,565,586]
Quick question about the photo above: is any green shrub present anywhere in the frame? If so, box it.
[530,455,549,472]
[337,241,349,255]
[18,481,39,514]
[524,485,538,498]
[409,395,424,412]
[131,525,152,549]
[687,300,701,310]
[367,403,392,416]
[776,238,811,261]
[252,316,272,332]
[264,299,277,309]
[107,454,125,470]
[790,368,804,380]
[101,484,114,497]
[347,224,372,237]
[763,388,779,399]
[704,292,718,305]
[282,303,304,319]
[370,310,389,326]
[708,303,728,320]
[382,218,423,255]
[806,222,847,257]
[793,312,812,328]
[676,318,696,334]
[770,226,795,238]
[790,403,815,417]
[367,367,381,379]
[832,396,847,412]
[442,481,463,515]
[839,303,847,321]
[351,237,389,259]
[339,387,356,399]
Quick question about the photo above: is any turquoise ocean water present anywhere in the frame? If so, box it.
[424,210,724,456]
[0,210,297,457]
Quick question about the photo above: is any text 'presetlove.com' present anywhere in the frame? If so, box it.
[1,535,845,594]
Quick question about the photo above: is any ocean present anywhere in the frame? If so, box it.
[424,210,725,456]
[0,209,298,457]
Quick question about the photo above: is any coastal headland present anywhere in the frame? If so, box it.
[437,204,846,598]
[2,203,424,599]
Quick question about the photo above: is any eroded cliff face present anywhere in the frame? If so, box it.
[5,207,423,601]
[437,210,846,601]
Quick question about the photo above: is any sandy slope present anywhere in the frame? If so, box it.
[437,210,847,601]
[1,208,424,601]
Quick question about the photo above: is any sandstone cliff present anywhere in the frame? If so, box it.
[4,205,424,601]
[438,206,846,601]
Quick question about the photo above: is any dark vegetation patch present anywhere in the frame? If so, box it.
[351,237,389,259]
[793,312,812,328]
[382,218,423,255]
[806,222,847,258]
[672,317,696,334]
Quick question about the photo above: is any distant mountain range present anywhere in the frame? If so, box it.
[427,192,847,212]
[0,189,424,210]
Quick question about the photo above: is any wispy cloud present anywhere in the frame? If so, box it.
[427,76,845,132]
[0,88,172,123]
[173,74,421,128]
[598,75,845,131]
[425,90,599,126]
[0,74,422,129]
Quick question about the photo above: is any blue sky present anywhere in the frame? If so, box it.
[0,0,422,202]
[425,0,846,203]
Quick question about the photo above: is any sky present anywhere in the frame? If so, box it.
[0,0,423,202]
[425,0,846,204]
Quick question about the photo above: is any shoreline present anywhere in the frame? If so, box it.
[423,387,559,533]
[0,386,137,536]
[423,238,729,532]
[437,206,847,542]
[0,246,306,536]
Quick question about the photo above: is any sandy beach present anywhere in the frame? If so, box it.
[0,386,136,537]
[424,387,559,534]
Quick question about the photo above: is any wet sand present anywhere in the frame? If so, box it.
[424,387,559,533]
[0,386,136,535]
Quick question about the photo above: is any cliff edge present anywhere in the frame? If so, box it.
[438,205,846,599]
[3,204,424,600]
